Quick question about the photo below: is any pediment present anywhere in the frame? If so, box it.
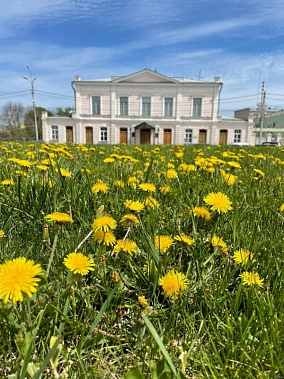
[113,69,179,84]
[134,122,155,130]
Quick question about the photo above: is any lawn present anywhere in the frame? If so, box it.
[0,142,283,378]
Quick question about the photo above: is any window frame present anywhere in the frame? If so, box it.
[192,98,202,117]
[100,127,107,142]
[120,97,128,116]
[164,97,173,117]
[141,97,151,116]
[234,129,242,143]
[92,96,101,115]
[51,125,58,141]
[184,128,192,143]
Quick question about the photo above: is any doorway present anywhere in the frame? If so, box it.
[219,130,228,145]
[120,128,128,144]
[163,129,172,144]
[140,129,151,144]
[198,129,207,144]
[86,127,93,144]
[66,126,73,143]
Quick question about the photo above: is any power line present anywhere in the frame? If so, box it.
[35,90,73,99]
[266,92,284,97]
[0,90,30,98]
[220,93,259,101]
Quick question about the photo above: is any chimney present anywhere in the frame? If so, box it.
[214,77,220,83]
[75,76,81,81]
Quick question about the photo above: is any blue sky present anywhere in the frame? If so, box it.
[0,0,283,116]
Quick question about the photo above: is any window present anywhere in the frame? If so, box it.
[185,129,192,143]
[192,98,202,117]
[51,125,58,140]
[164,98,173,116]
[100,127,107,141]
[120,97,128,115]
[92,96,101,115]
[234,129,242,143]
[142,97,151,116]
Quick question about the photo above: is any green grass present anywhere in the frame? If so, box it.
[0,142,283,378]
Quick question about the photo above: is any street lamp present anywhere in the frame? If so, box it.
[23,66,39,141]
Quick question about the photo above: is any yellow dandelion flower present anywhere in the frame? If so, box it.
[93,230,116,246]
[160,185,171,194]
[91,181,109,194]
[144,197,159,208]
[240,271,264,287]
[114,179,124,188]
[56,168,72,177]
[0,230,5,238]
[139,183,156,192]
[211,235,228,254]
[119,214,139,228]
[166,169,178,179]
[155,235,174,253]
[64,252,95,275]
[0,257,42,304]
[138,296,149,307]
[103,157,115,163]
[280,203,284,212]
[174,234,195,246]
[81,168,91,174]
[227,161,241,168]
[41,158,55,166]
[36,164,49,171]
[159,269,188,299]
[220,169,238,185]
[143,260,157,275]
[125,200,145,212]
[110,271,120,282]
[128,176,139,184]
[17,159,32,168]
[193,207,211,221]
[45,212,73,223]
[114,239,138,255]
[1,179,15,186]
[233,249,255,265]
[92,215,117,232]
[41,179,53,188]
[253,168,265,177]
[204,192,232,214]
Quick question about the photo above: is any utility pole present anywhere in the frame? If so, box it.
[23,66,39,141]
[259,81,266,145]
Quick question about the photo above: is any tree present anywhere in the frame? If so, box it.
[0,101,25,129]
[24,106,53,140]
[55,107,73,116]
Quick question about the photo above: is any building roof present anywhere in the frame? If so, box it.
[73,69,221,85]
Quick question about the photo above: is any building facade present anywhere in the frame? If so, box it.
[234,108,284,145]
[42,69,253,145]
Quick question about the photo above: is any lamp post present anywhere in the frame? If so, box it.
[23,66,39,141]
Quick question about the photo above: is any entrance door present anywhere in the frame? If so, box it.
[163,129,172,144]
[86,127,93,144]
[219,130,228,145]
[199,130,207,144]
[120,128,128,144]
[66,127,73,143]
[140,129,151,144]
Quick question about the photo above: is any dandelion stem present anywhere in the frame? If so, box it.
[123,227,131,241]
[74,229,94,252]
[46,227,60,276]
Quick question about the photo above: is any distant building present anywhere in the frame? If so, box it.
[235,108,284,145]
[42,69,252,145]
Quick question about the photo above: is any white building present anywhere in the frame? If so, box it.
[42,69,253,145]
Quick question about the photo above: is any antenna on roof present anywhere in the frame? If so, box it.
[197,70,203,80]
